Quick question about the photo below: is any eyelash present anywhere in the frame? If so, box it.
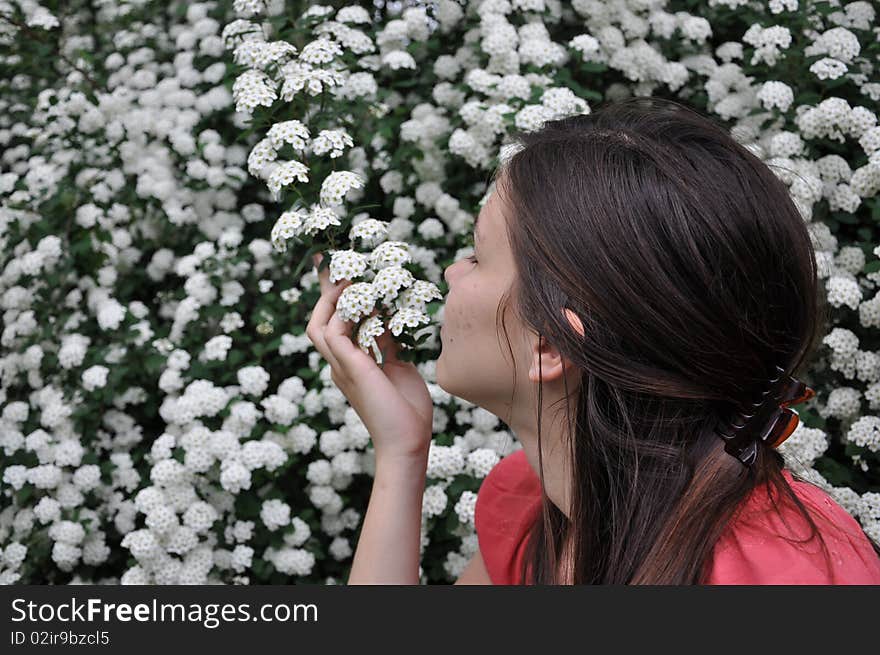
[465,254,478,265]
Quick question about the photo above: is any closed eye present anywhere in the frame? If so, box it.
[465,254,478,265]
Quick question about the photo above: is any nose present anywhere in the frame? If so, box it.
[443,260,457,285]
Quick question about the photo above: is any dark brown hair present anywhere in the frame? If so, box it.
[488,96,880,584]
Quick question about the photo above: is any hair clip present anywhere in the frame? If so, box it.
[717,364,816,467]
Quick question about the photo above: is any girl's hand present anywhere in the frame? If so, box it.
[305,253,434,462]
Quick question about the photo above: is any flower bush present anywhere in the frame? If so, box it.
[1,0,879,585]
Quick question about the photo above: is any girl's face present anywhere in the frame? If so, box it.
[436,176,533,422]
[437,172,582,516]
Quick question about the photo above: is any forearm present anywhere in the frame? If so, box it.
[347,452,429,585]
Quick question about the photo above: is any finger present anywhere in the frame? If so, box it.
[307,253,351,332]
[313,252,335,295]
[324,309,370,374]
[307,279,351,342]
[305,317,343,373]
[306,268,351,372]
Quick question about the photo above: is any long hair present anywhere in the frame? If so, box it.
[488,96,880,584]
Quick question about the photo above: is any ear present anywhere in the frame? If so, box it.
[527,308,585,384]
[527,333,567,383]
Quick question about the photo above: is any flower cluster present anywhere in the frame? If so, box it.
[228,6,444,367]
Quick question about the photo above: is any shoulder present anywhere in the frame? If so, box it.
[705,469,880,584]
[474,449,542,585]
[478,448,542,498]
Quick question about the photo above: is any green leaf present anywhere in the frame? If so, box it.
[578,62,608,74]
[814,456,855,487]
[833,212,858,225]
[234,492,262,520]
[16,485,34,504]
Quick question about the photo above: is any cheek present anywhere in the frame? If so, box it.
[444,283,481,336]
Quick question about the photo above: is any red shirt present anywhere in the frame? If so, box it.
[474,449,880,584]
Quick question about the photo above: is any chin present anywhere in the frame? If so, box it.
[434,358,459,398]
[435,356,448,390]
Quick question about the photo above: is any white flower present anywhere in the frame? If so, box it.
[202,335,233,362]
[82,365,109,391]
[809,27,860,64]
[335,283,378,323]
[356,315,386,361]
[299,38,343,65]
[846,416,880,451]
[220,312,245,333]
[570,34,602,62]
[349,218,390,247]
[768,0,798,13]
[121,529,161,560]
[382,49,417,70]
[97,298,126,330]
[372,265,415,306]
[260,499,291,531]
[329,536,352,561]
[270,208,307,252]
[183,502,219,533]
[237,40,297,69]
[311,129,353,158]
[860,128,880,157]
[303,205,343,236]
[454,490,478,528]
[270,547,315,576]
[247,138,278,177]
[396,280,443,311]
[220,461,252,493]
[145,506,179,536]
[237,365,271,396]
[368,241,411,269]
[231,545,254,573]
[261,395,299,426]
[34,498,61,524]
[232,69,277,113]
[427,444,465,479]
[810,57,847,81]
[328,249,369,283]
[3,542,28,569]
[279,333,311,356]
[279,60,345,99]
[72,464,99,492]
[515,104,553,132]
[467,448,500,478]
[422,485,448,518]
[388,307,431,337]
[266,160,309,199]
[233,0,268,19]
[742,24,792,66]
[417,217,445,240]
[320,170,365,207]
[58,334,90,369]
[266,120,310,151]
[756,81,794,112]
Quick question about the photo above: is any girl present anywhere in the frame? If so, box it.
[306,96,880,584]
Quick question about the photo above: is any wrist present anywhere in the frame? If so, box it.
[374,450,429,484]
